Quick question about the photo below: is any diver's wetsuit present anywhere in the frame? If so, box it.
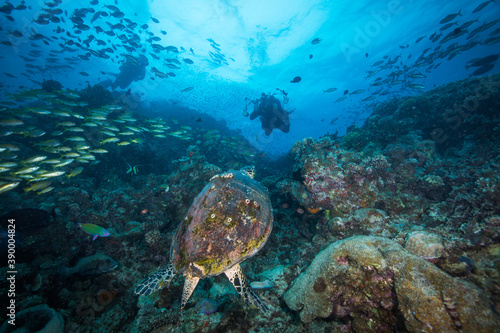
[111,63,146,89]
[250,94,290,136]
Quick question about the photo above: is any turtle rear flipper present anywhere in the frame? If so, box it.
[135,264,175,296]
[225,264,269,313]
[181,275,200,309]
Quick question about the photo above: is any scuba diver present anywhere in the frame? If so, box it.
[101,54,149,90]
[247,89,292,136]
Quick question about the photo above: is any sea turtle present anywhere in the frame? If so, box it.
[135,166,273,312]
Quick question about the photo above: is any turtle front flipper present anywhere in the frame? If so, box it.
[181,275,200,309]
[225,264,269,313]
[135,264,175,296]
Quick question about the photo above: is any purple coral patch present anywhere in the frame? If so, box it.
[195,299,218,315]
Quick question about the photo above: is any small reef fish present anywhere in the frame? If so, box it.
[100,137,120,144]
[0,119,24,126]
[37,186,54,195]
[40,159,61,164]
[22,155,47,164]
[0,182,20,194]
[250,279,274,289]
[473,0,494,13]
[67,166,84,178]
[58,254,118,278]
[408,84,426,89]
[311,37,321,45]
[54,159,74,168]
[78,223,110,241]
[23,180,51,193]
[89,149,108,154]
[126,162,139,175]
[439,10,462,24]
[39,170,66,178]
[15,166,40,174]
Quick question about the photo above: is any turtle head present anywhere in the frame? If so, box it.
[240,165,255,179]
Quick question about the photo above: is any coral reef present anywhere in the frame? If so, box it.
[404,230,444,261]
[345,74,500,153]
[144,230,162,249]
[326,208,399,239]
[0,75,499,332]
[41,79,62,92]
[79,84,114,108]
[284,236,499,332]
[281,137,392,216]
[98,304,128,332]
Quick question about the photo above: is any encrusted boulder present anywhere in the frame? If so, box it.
[0,304,64,333]
[328,208,398,238]
[282,141,397,216]
[404,230,444,261]
[284,236,499,332]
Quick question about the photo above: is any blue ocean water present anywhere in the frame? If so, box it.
[0,0,499,332]
[0,0,498,155]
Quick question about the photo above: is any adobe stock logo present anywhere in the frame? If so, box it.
[339,0,404,63]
